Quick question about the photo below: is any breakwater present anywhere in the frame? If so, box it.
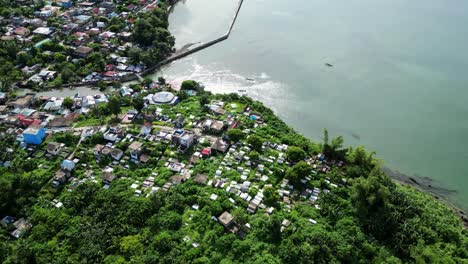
[43,0,245,90]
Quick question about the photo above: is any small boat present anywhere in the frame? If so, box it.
[246,78,255,81]
[325,63,333,67]
[351,133,360,140]
[238,89,247,93]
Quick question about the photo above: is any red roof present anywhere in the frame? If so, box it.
[18,114,40,126]
[73,32,88,37]
[201,148,211,156]
[103,71,116,77]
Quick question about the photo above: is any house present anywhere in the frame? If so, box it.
[18,114,40,127]
[52,169,67,187]
[171,175,185,185]
[61,159,75,171]
[74,46,93,57]
[103,71,117,79]
[201,148,211,157]
[207,101,226,115]
[47,116,74,128]
[120,87,133,97]
[140,123,152,135]
[101,147,111,157]
[63,23,79,34]
[174,115,186,129]
[128,141,143,160]
[43,99,63,111]
[211,120,225,133]
[104,126,126,141]
[82,95,96,108]
[218,211,234,228]
[46,142,62,155]
[13,27,30,36]
[247,202,258,214]
[94,144,105,157]
[54,0,73,8]
[0,216,16,228]
[139,154,150,163]
[110,148,123,160]
[180,133,194,149]
[32,27,54,36]
[23,125,46,145]
[10,218,32,238]
[38,70,57,81]
[193,174,208,185]
[280,219,291,232]
[8,94,35,108]
[202,119,225,133]
[21,64,40,75]
[211,138,229,153]
[0,105,8,114]
[101,167,116,184]
[190,151,201,163]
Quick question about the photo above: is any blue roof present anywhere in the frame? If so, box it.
[61,159,75,170]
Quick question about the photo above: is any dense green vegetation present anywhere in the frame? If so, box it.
[0,88,466,263]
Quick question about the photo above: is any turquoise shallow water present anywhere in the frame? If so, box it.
[151,0,468,209]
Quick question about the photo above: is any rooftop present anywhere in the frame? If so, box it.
[219,211,234,227]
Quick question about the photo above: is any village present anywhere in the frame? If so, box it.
[0,0,175,89]
[0,77,349,245]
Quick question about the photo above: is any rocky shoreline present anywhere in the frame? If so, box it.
[383,167,468,228]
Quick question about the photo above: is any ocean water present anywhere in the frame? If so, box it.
[151,0,468,209]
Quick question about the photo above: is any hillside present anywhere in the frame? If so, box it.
[0,81,467,263]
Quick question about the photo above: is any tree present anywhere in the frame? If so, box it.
[120,234,144,256]
[54,52,66,63]
[248,151,260,163]
[128,47,142,64]
[108,95,122,117]
[199,93,209,106]
[227,129,245,142]
[322,128,346,159]
[178,90,188,101]
[351,173,392,239]
[142,77,153,87]
[181,80,201,91]
[60,67,75,83]
[158,76,166,85]
[285,161,311,186]
[63,97,74,109]
[263,186,279,206]
[247,134,264,150]
[132,96,145,114]
[286,146,306,163]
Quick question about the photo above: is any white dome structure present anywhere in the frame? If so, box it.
[150,92,179,105]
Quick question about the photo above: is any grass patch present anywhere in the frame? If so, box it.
[75,118,104,127]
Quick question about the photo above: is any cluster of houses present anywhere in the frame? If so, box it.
[1,0,162,86]
[1,216,32,239]
[0,92,110,152]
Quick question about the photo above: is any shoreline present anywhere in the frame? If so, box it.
[384,167,468,228]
